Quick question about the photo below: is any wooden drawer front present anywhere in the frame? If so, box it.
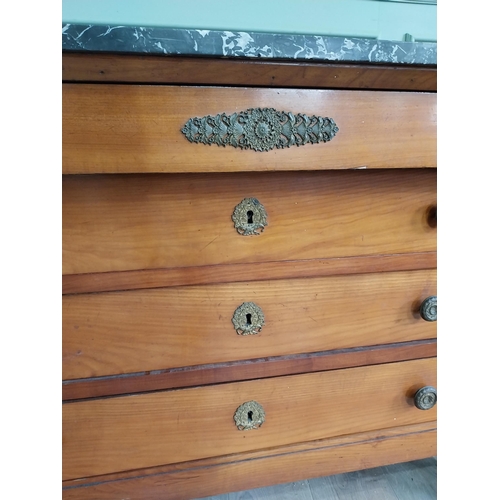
[63,358,436,480]
[62,169,436,275]
[62,85,436,174]
[63,270,436,380]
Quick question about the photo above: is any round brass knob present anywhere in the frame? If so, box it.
[414,386,437,410]
[420,296,437,322]
[426,205,437,228]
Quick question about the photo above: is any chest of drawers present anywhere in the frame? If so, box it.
[62,51,437,499]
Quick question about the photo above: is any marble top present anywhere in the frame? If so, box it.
[62,24,436,66]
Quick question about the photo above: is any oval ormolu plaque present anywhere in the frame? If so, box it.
[232,198,268,236]
[234,401,266,431]
[232,302,265,335]
[181,107,338,152]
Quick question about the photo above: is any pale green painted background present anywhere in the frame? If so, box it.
[62,0,436,42]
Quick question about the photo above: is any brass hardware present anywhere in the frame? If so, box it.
[426,205,437,228]
[234,401,266,430]
[420,296,437,322]
[181,107,338,152]
[232,302,265,335]
[414,386,437,410]
[232,198,268,236]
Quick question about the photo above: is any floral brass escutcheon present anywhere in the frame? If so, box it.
[232,302,265,336]
[234,401,266,431]
[181,107,338,152]
[232,198,268,236]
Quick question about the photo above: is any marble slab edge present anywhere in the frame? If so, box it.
[62,24,437,66]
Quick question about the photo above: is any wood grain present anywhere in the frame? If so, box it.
[62,85,436,174]
[62,339,437,401]
[63,420,436,485]
[62,423,436,500]
[63,269,436,380]
[62,358,436,480]
[62,53,437,91]
[62,169,437,275]
[62,53,438,499]
[62,251,437,295]
[205,457,437,500]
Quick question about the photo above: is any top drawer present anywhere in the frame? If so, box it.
[62,85,436,174]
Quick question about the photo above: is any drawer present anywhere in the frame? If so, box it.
[63,270,436,380]
[62,85,436,174]
[62,357,437,480]
[62,169,436,275]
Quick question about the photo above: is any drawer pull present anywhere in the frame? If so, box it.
[234,401,266,430]
[181,107,338,152]
[232,302,265,335]
[420,296,437,322]
[426,205,437,228]
[232,198,268,236]
[414,386,437,410]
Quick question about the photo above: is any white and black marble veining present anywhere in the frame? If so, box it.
[62,24,436,65]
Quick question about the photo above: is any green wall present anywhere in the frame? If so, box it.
[62,0,436,42]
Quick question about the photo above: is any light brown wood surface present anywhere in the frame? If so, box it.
[62,339,437,401]
[62,53,437,91]
[63,270,436,380]
[62,422,436,500]
[62,52,438,499]
[62,169,436,275]
[62,85,436,174]
[196,455,437,500]
[62,358,436,480]
[62,251,437,295]
[62,421,436,487]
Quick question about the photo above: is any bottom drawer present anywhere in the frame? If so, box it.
[62,357,436,480]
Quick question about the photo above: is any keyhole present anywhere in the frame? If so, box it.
[246,313,252,325]
[247,411,253,422]
[247,210,254,224]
